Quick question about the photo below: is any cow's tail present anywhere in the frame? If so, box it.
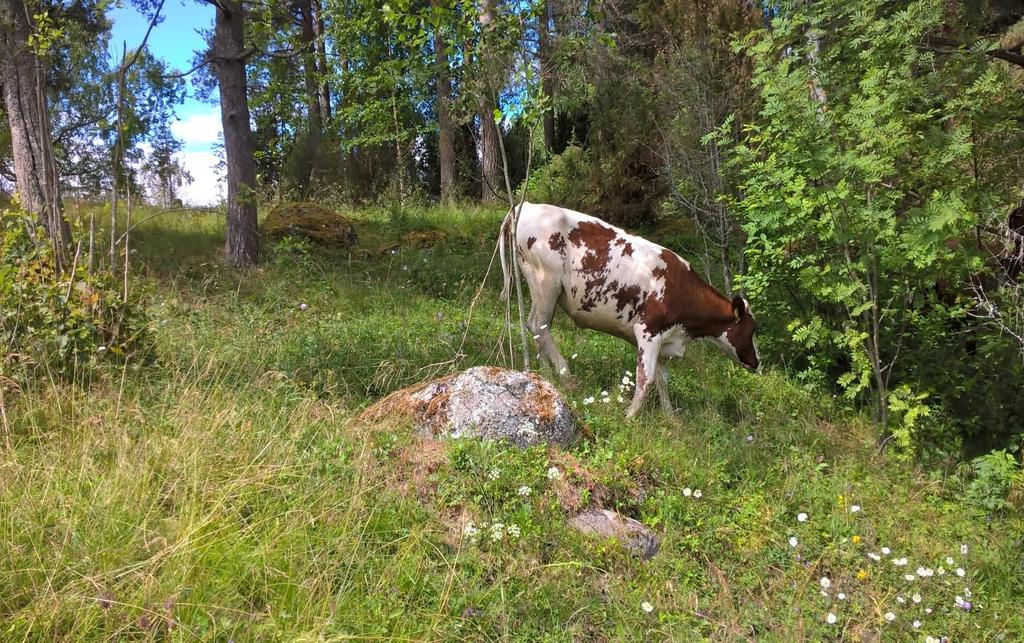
[498,206,516,302]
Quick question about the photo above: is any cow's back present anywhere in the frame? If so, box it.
[516,203,675,342]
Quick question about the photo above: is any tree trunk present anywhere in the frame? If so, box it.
[538,0,555,152]
[0,0,71,255]
[311,0,331,122]
[433,2,456,203]
[212,0,259,267]
[296,0,322,192]
[478,0,501,203]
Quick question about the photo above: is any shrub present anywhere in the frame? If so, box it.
[526,146,599,213]
[965,449,1021,513]
[263,202,358,247]
[0,207,149,385]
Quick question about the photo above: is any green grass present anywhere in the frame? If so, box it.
[2,203,1022,641]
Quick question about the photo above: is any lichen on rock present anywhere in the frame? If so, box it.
[359,366,580,449]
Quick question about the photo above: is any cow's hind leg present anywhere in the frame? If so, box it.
[626,336,661,418]
[519,260,570,379]
[655,363,675,415]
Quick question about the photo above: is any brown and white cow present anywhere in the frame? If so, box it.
[500,202,759,417]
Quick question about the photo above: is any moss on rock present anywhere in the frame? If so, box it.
[263,202,357,247]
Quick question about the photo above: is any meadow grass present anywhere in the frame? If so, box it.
[2,203,1022,641]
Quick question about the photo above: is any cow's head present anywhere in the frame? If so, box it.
[717,296,759,372]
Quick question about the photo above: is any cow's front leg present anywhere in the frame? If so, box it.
[626,337,661,418]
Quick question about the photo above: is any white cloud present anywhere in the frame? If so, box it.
[171,110,223,147]
[176,150,224,206]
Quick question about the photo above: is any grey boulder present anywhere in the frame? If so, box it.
[362,366,580,449]
[568,509,660,560]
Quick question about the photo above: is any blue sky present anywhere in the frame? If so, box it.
[110,1,223,204]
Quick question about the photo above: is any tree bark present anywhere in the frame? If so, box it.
[296,0,322,190]
[478,0,501,203]
[0,0,71,255]
[538,0,554,152]
[433,1,456,202]
[311,0,331,121]
[212,0,259,267]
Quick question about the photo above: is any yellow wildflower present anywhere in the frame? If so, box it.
[852,535,862,544]
[857,568,868,581]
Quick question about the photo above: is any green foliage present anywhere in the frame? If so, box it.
[966,449,1021,513]
[0,208,149,384]
[724,0,1024,452]
[526,145,598,213]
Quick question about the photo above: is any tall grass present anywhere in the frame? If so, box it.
[1,203,1021,640]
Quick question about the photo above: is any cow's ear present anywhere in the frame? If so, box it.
[731,296,748,321]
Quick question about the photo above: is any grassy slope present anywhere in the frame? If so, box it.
[2,204,1022,641]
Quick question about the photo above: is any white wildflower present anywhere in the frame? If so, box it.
[507,524,521,539]
[797,512,808,523]
[937,567,946,575]
[849,505,861,513]
[694,489,703,498]
[571,353,578,359]
[820,577,831,590]
[904,574,916,582]
[897,596,906,604]
[913,620,921,629]
[837,592,846,600]
[963,587,971,598]
[945,556,954,565]
[583,396,595,405]
[546,466,562,481]
[463,522,479,541]
[885,612,896,622]
[868,552,881,561]
[517,485,532,497]
[960,544,969,555]
[789,536,799,548]
[617,395,624,403]
[641,601,654,614]
[912,593,922,604]
[881,546,891,555]
[490,523,505,542]
[826,613,837,624]
[487,467,500,481]
[683,488,692,497]
[925,608,932,614]
[956,567,965,577]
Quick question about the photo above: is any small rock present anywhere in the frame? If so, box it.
[568,509,659,560]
